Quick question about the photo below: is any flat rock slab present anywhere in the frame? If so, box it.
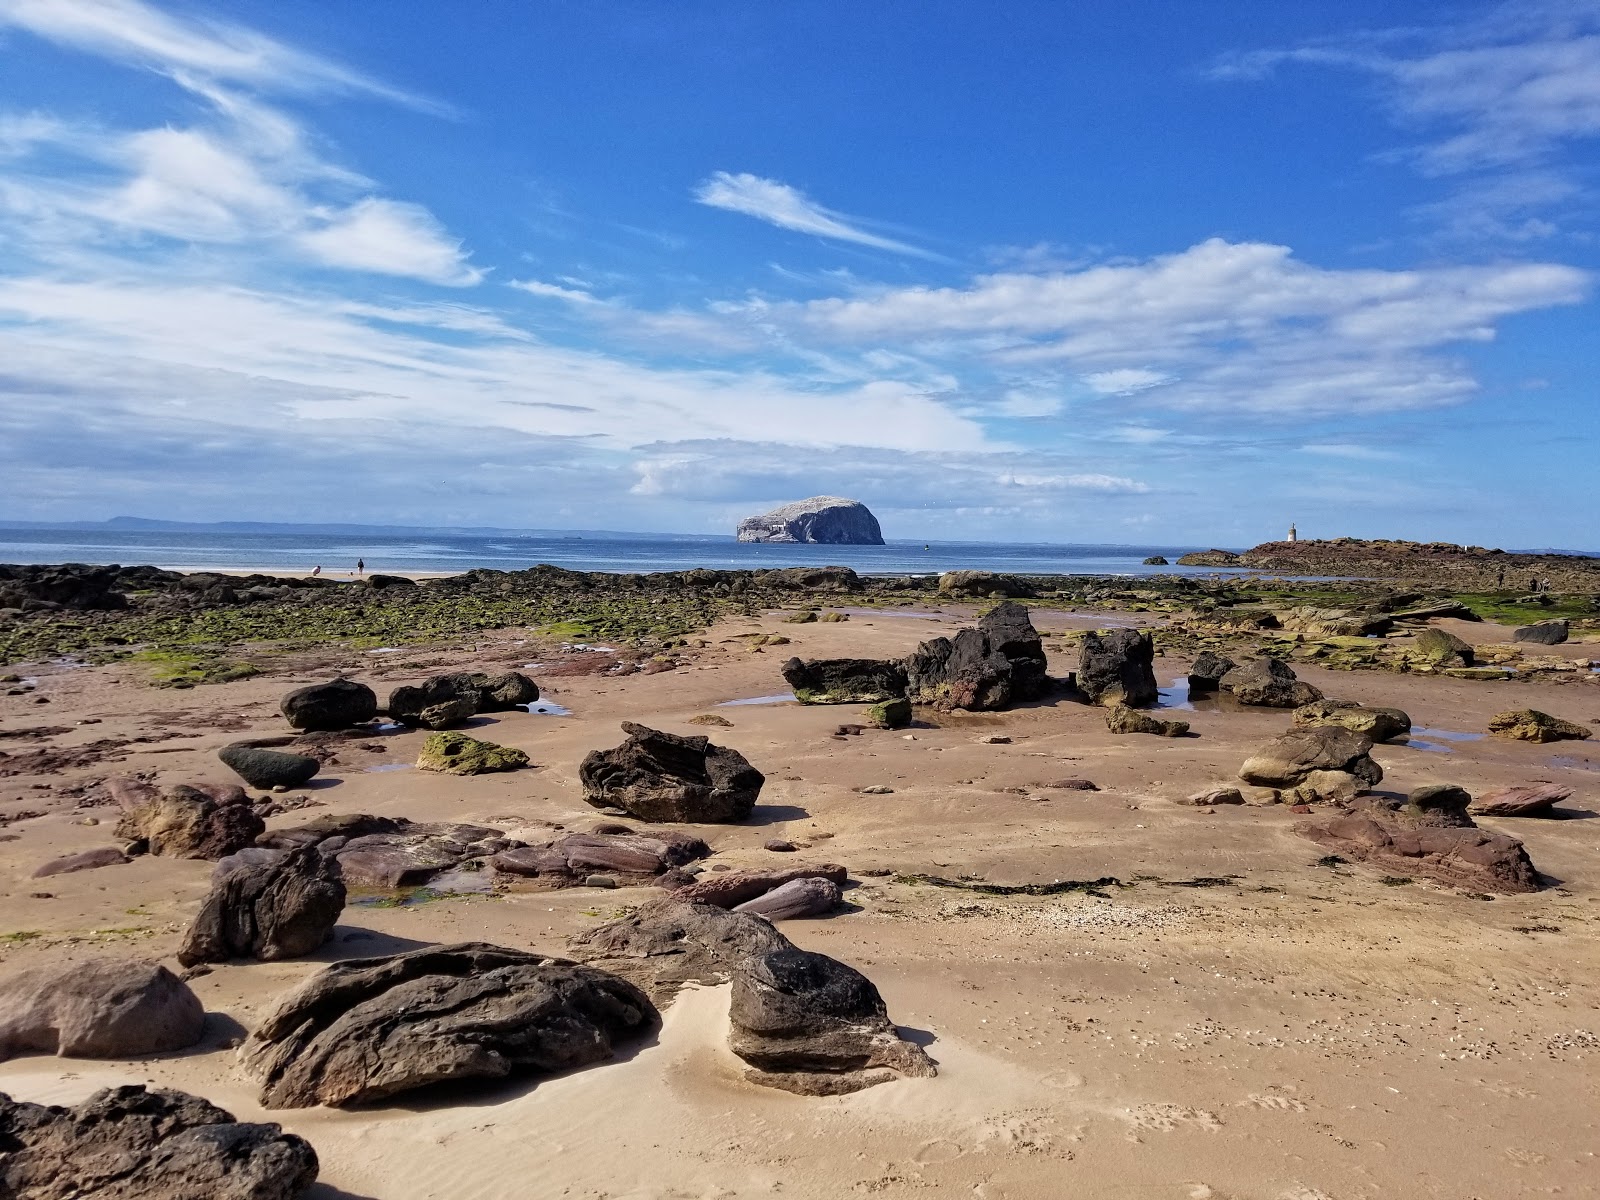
[492,829,710,887]
[1298,799,1540,894]
[1469,783,1574,818]
[0,959,203,1061]
[242,942,657,1108]
[32,846,130,877]
[257,814,519,889]
[0,1085,318,1200]
[569,897,790,1002]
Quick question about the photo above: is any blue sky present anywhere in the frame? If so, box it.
[0,0,1596,546]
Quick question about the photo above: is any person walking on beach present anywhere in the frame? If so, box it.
[357,558,365,577]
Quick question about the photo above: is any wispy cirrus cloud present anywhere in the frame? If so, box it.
[694,171,939,259]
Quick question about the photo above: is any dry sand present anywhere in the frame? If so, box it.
[2,606,1599,1199]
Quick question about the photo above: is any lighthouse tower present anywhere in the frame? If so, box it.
[1288,523,1298,543]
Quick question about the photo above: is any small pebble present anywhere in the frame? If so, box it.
[976,735,1011,745]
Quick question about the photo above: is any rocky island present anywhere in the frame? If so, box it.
[735,496,884,545]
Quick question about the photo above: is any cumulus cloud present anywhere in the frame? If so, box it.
[298,199,484,286]
[694,171,938,258]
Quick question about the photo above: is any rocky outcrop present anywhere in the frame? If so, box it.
[568,897,791,1002]
[1298,797,1540,893]
[0,959,204,1062]
[1513,620,1569,645]
[415,730,530,775]
[491,828,710,887]
[1413,628,1474,668]
[736,497,884,545]
[1293,699,1411,743]
[1219,658,1323,708]
[729,947,935,1095]
[1106,704,1188,737]
[1233,538,1600,592]
[1186,650,1236,694]
[579,722,764,822]
[218,743,320,789]
[242,943,657,1108]
[386,670,540,729]
[1077,629,1158,708]
[178,846,346,967]
[782,657,908,704]
[1142,555,1169,565]
[937,571,1030,598]
[254,815,519,889]
[1469,783,1573,818]
[1175,549,1240,567]
[1238,726,1383,790]
[1488,709,1592,743]
[111,778,264,860]
[0,1085,318,1200]
[0,563,129,612]
[279,679,376,731]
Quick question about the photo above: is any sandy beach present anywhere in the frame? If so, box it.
[3,603,1598,1199]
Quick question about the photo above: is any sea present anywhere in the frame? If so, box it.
[0,527,1250,579]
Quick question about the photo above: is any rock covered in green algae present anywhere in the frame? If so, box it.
[1487,709,1592,743]
[1104,703,1188,737]
[416,730,530,775]
[866,697,912,729]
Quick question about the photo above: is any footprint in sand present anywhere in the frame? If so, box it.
[1125,1104,1223,1133]
[913,1138,965,1164]
[1240,1091,1308,1113]
[1039,1069,1085,1089]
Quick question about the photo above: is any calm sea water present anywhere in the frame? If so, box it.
[0,528,1249,578]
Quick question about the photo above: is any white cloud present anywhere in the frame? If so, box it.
[1297,442,1405,461]
[508,278,603,305]
[694,171,936,258]
[298,198,484,286]
[1084,368,1170,395]
[0,0,433,107]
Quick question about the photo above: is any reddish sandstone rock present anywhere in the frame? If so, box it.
[1298,798,1539,894]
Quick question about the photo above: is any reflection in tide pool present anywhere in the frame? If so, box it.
[717,692,798,707]
[364,763,412,773]
[523,700,573,716]
[1403,727,1486,754]
[1158,677,1194,711]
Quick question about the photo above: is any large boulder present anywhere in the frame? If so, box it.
[492,828,710,887]
[1186,650,1236,695]
[279,679,376,731]
[0,959,204,1061]
[1077,629,1158,708]
[111,779,264,860]
[1413,628,1474,668]
[579,722,764,822]
[937,571,1029,598]
[1238,726,1383,789]
[1469,783,1573,818]
[568,897,791,1002]
[736,496,884,544]
[178,846,346,967]
[472,671,540,710]
[241,943,657,1108]
[729,947,936,1095]
[218,743,320,790]
[1219,658,1323,708]
[1488,709,1591,743]
[0,1085,318,1200]
[386,674,481,730]
[1293,699,1411,743]
[415,730,530,775]
[1298,799,1540,894]
[1513,620,1568,645]
[975,601,1049,699]
[903,627,1014,711]
[781,657,908,704]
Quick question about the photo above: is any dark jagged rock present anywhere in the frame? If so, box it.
[976,601,1049,700]
[472,670,541,710]
[1077,629,1158,708]
[0,1085,318,1200]
[241,943,657,1108]
[1142,555,1169,566]
[904,627,1013,711]
[1298,798,1540,894]
[0,563,128,612]
[279,679,376,731]
[1219,657,1323,708]
[1469,783,1573,817]
[218,743,320,789]
[1239,726,1383,789]
[568,897,791,1002]
[1293,698,1411,743]
[388,671,542,729]
[1175,549,1240,566]
[781,657,907,704]
[579,722,764,822]
[365,573,416,590]
[254,812,411,851]
[1513,620,1569,645]
[255,814,517,889]
[0,960,204,1061]
[1186,650,1236,694]
[492,829,710,887]
[111,778,264,860]
[178,846,346,967]
[736,497,884,545]
[729,947,936,1095]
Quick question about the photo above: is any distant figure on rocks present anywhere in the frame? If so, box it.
[357,558,365,577]
[311,565,321,577]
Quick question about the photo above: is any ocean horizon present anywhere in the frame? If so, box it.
[0,526,1250,578]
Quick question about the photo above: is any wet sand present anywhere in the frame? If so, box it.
[2,607,1599,1199]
